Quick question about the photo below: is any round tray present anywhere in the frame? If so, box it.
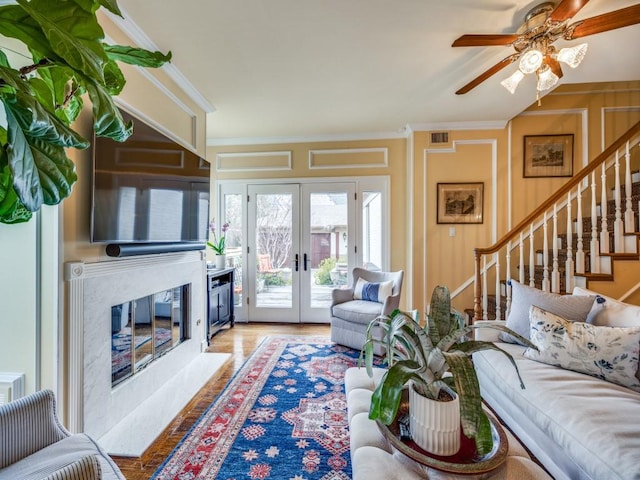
[376,396,509,475]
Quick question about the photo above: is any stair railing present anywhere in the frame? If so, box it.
[473,120,640,322]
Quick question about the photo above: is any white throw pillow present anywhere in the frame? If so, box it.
[524,306,640,393]
[572,286,640,327]
[499,280,595,345]
[353,278,393,303]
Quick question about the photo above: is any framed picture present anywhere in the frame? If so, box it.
[523,134,574,178]
[437,182,484,224]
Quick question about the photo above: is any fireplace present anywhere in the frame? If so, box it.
[65,251,228,455]
[111,285,189,387]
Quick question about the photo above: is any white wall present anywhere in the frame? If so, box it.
[0,214,39,395]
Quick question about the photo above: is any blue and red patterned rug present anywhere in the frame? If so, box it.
[151,335,371,480]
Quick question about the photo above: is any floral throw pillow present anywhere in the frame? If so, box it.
[524,306,640,392]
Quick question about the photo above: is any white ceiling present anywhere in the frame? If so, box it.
[115,0,640,144]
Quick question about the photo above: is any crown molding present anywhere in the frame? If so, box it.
[407,120,507,132]
[207,129,409,147]
[104,7,215,114]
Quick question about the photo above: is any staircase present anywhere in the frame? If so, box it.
[471,120,640,322]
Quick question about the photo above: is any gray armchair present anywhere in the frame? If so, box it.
[330,267,404,355]
[0,389,125,480]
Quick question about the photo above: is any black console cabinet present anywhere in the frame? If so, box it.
[207,267,235,340]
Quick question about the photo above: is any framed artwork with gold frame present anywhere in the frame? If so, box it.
[437,182,484,224]
[523,134,574,178]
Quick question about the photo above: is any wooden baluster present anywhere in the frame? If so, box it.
[575,185,585,274]
[542,211,550,292]
[624,141,635,234]
[529,224,535,288]
[495,252,501,321]
[590,172,600,273]
[552,204,560,293]
[600,163,610,253]
[614,150,624,253]
[566,191,574,293]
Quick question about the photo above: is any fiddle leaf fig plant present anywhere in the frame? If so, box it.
[0,0,171,224]
[361,285,537,456]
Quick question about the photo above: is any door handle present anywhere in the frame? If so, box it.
[295,253,299,272]
[303,253,309,271]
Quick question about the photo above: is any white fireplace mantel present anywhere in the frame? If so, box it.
[64,250,209,442]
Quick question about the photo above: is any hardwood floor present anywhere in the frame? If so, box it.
[111,323,330,479]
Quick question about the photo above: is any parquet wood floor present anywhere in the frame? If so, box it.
[111,323,330,479]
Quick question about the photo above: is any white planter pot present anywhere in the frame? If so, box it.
[409,385,460,456]
[215,254,226,269]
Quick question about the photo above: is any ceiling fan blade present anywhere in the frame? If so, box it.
[455,54,519,95]
[566,4,640,39]
[544,56,563,79]
[452,34,519,47]
[549,0,590,22]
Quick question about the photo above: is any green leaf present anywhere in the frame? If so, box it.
[28,77,55,111]
[104,44,172,68]
[36,65,74,109]
[369,361,421,425]
[97,0,122,17]
[0,65,34,95]
[5,106,77,211]
[18,0,107,83]
[0,49,9,68]
[3,92,89,148]
[103,59,125,95]
[83,75,132,141]
[38,67,85,124]
[444,350,493,456]
[0,5,59,60]
[30,137,77,205]
[6,107,42,211]
[0,150,32,224]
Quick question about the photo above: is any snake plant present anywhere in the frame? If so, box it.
[361,285,535,456]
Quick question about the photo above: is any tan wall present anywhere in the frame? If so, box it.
[413,81,640,315]
[208,82,640,317]
[208,138,409,307]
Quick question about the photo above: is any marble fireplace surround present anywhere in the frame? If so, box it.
[65,250,228,455]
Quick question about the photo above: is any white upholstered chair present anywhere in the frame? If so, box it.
[0,389,125,479]
[330,267,404,355]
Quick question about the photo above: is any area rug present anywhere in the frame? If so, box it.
[111,327,172,375]
[151,335,374,480]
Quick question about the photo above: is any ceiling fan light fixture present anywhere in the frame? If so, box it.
[519,48,544,74]
[536,65,559,92]
[501,70,525,94]
[556,43,588,68]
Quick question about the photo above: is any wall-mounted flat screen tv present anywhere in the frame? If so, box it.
[91,108,210,245]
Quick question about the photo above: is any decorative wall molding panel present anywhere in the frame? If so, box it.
[308,147,388,169]
[216,151,292,172]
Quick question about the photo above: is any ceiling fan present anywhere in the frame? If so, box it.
[452,0,640,97]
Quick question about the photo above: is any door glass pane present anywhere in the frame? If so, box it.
[255,193,292,308]
[223,193,243,306]
[310,192,348,308]
[362,191,382,271]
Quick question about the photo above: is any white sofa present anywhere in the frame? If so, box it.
[473,285,640,480]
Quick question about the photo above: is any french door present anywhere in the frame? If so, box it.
[246,183,356,322]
